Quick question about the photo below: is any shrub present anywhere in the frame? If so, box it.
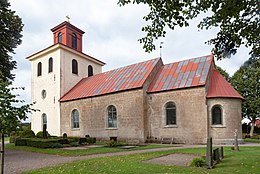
[86,137,96,144]
[79,138,87,144]
[58,139,69,144]
[106,140,118,147]
[51,143,63,148]
[27,138,59,148]
[36,131,50,138]
[20,130,35,138]
[67,137,80,143]
[190,157,205,167]
[14,138,28,146]
[251,135,260,139]
[70,142,79,147]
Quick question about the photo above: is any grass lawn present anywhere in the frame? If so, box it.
[243,138,260,143]
[5,143,170,156]
[23,146,260,174]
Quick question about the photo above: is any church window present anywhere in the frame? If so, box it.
[72,59,78,75]
[71,109,80,129]
[107,105,117,128]
[37,62,42,76]
[58,32,62,43]
[72,33,77,49]
[42,113,47,129]
[88,65,93,77]
[212,105,222,125]
[41,90,46,99]
[48,57,53,73]
[165,102,176,125]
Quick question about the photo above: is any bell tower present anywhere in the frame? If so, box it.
[27,20,105,136]
[51,18,85,52]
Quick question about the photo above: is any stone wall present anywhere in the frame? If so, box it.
[60,89,146,143]
[207,98,242,144]
[147,87,208,144]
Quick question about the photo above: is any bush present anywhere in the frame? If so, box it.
[36,131,50,138]
[70,142,79,147]
[251,135,260,139]
[58,139,69,144]
[14,138,28,146]
[87,137,96,144]
[106,140,118,147]
[79,138,87,144]
[20,130,35,138]
[51,143,63,148]
[26,138,59,148]
[67,137,80,143]
[190,157,205,167]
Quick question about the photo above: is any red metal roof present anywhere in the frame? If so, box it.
[207,69,243,99]
[147,55,213,93]
[60,58,161,101]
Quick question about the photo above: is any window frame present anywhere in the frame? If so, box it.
[48,57,53,73]
[211,105,223,125]
[107,105,117,128]
[58,32,62,43]
[71,109,80,129]
[165,102,177,126]
[88,65,93,77]
[37,62,42,76]
[72,33,77,49]
[72,59,78,75]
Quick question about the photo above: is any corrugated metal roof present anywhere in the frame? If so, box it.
[147,55,213,93]
[60,58,161,101]
[207,69,243,99]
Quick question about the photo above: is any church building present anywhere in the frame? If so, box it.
[27,21,243,144]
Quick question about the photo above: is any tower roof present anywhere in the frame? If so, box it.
[207,69,243,99]
[51,21,85,34]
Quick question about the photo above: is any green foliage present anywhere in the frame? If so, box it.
[86,137,96,144]
[106,140,118,147]
[36,131,50,138]
[70,142,79,147]
[51,143,63,148]
[25,138,60,148]
[0,80,34,134]
[118,0,259,60]
[14,137,27,146]
[231,58,260,135]
[19,129,35,138]
[216,66,230,82]
[190,157,205,167]
[0,0,23,81]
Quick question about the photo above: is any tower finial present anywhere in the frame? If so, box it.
[66,15,70,23]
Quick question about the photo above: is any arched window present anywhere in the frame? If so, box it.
[88,65,93,77]
[48,57,53,73]
[72,59,78,74]
[72,33,77,49]
[71,109,79,129]
[212,105,222,125]
[165,102,176,125]
[107,105,117,128]
[37,62,42,76]
[58,32,62,43]
[42,113,47,129]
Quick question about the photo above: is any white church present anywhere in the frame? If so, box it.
[27,21,243,144]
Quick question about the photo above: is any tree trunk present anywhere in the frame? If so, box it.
[0,133,4,174]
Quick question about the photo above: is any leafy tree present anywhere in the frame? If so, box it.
[118,0,259,60]
[216,65,230,82]
[0,0,23,81]
[231,59,260,136]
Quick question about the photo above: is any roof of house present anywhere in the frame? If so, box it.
[147,55,213,93]
[206,69,243,99]
[60,58,161,102]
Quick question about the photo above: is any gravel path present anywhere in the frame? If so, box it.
[5,143,260,174]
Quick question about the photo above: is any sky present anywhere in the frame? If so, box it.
[8,0,251,121]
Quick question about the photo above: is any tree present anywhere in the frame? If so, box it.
[216,65,230,82]
[118,0,259,60]
[0,0,23,81]
[231,58,260,136]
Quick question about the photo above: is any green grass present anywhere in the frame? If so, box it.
[5,143,170,156]
[243,138,260,143]
[23,146,260,174]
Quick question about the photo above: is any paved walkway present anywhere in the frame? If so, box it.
[4,143,260,174]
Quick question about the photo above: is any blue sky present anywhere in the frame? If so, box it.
[9,0,251,121]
